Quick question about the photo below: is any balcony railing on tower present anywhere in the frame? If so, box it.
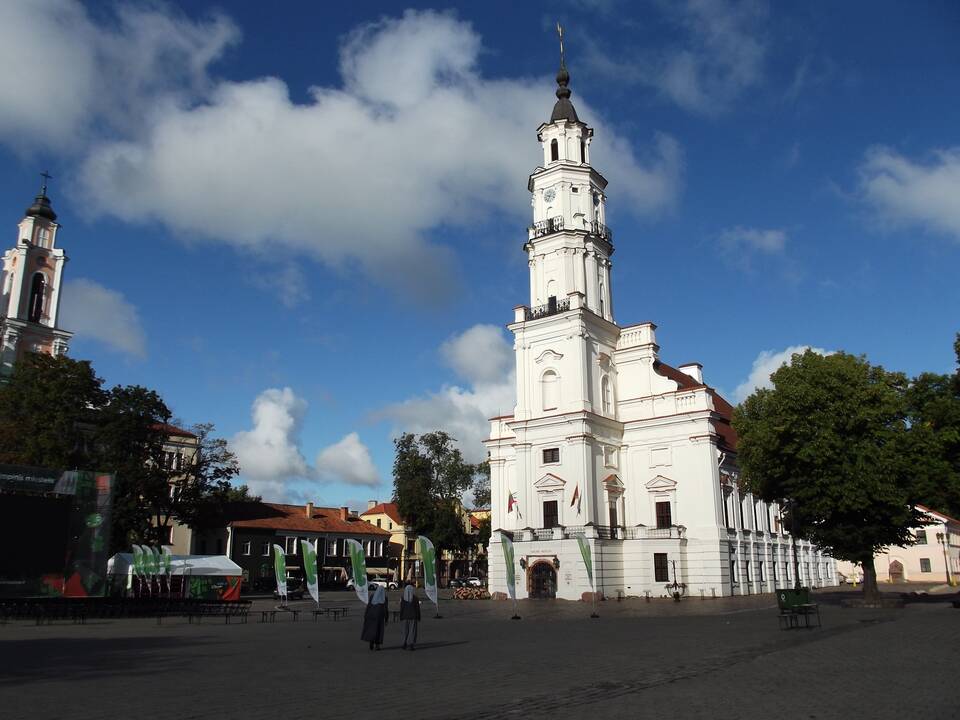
[529,216,564,239]
[524,296,570,320]
[590,219,613,242]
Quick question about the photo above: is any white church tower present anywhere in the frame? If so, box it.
[485,39,834,601]
[0,174,72,376]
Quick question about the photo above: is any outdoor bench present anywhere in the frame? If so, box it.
[776,588,821,629]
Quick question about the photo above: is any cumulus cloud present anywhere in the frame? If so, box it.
[582,0,767,114]
[858,146,960,242]
[59,278,146,357]
[231,387,312,500]
[0,0,238,150]
[49,9,681,301]
[315,433,381,488]
[376,323,515,463]
[718,225,787,269]
[733,345,831,403]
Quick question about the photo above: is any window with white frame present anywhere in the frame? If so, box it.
[542,447,560,464]
[920,558,932,573]
[261,541,270,556]
[915,529,927,544]
[242,541,251,556]
[601,375,612,415]
[327,538,337,556]
[285,536,298,555]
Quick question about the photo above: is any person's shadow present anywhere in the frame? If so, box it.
[384,640,470,651]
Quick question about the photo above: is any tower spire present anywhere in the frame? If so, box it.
[25,170,57,222]
[550,22,579,123]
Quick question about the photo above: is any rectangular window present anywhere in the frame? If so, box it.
[261,541,270,556]
[242,541,252,556]
[722,491,731,528]
[376,518,381,528]
[542,448,560,464]
[655,501,672,529]
[285,536,298,555]
[342,540,349,557]
[772,559,778,580]
[654,553,669,582]
[543,500,559,528]
[915,529,927,544]
[608,503,618,528]
[758,561,765,582]
[920,558,932,573]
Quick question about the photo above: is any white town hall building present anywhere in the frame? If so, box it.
[485,58,835,601]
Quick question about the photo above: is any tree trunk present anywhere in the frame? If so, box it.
[860,555,881,603]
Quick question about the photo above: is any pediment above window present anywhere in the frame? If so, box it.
[535,473,566,490]
[645,474,677,491]
[603,473,624,494]
[535,349,564,364]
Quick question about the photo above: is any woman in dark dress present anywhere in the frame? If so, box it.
[399,583,421,651]
[360,584,388,650]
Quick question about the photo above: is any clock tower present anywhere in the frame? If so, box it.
[0,174,72,376]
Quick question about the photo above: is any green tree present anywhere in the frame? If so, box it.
[392,431,476,578]
[471,460,491,509]
[733,350,949,602]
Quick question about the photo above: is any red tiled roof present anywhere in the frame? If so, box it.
[654,361,739,451]
[916,504,960,525]
[229,503,390,535]
[653,360,705,391]
[152,422,197,439]
[360,502,404,525]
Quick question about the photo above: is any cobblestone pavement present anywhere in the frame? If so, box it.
[1,590,957,720]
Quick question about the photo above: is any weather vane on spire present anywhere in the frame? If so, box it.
[556,21,566,69]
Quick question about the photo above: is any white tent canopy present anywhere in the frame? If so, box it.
[107,553,242,577]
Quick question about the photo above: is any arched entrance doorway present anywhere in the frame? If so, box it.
[529,561,557,599]
[888,560,904,583]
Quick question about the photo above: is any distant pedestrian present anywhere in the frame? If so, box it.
[361,584,388,650]
[400,583,421,651]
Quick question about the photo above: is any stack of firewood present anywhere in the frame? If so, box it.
[453,587,491,600]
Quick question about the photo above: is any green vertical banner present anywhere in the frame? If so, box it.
[272,544,287,603]
[161,546,173,576]
[131,545,144,577]
[417,535,439,611]
[300,539,320,606]
[576,535,594,589]
[500,534,516,600]
[345,539,369,605]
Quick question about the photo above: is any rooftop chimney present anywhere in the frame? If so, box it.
[367,500,377,510]
[678,362,703,384]
[305,502,314,518]
[339,506,349,521]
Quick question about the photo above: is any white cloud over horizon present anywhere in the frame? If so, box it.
[231,387,383,501]
[717,225,788,269]
[732,344,832,403]
[858,145,960,242]
[59,278,146,357]
[376,323,515,463]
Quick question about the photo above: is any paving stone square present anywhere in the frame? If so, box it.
[1,590,956,720]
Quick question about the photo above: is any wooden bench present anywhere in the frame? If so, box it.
[776,588,821,629]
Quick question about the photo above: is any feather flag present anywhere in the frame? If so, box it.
[272,544,288,603]
[301,539,320,606]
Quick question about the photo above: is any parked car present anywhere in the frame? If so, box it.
[273,579,305,600]
[448,578,464,589]
[346,576,398,591]
[464,577,483,588]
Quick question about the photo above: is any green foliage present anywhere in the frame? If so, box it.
[733,350,950,572]
[392,431,476,555]
[471,460,491,509]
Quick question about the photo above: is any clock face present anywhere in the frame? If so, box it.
[544,188,556,203]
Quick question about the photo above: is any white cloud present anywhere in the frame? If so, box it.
[59,278,146,357]
[719,225,787,253]
[231,387,312,500]
[0,0,238,150]
[582,0,767,114]
[733,345,831,403]
[376,323,515,463]
[858,146,960,242]
[57,9,681,301]
[315,433,381,488]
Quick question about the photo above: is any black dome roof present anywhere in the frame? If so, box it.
[25,192,57,222]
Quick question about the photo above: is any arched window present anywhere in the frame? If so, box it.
[28,272,45,322]
[601,375,612,415]
[580,140,586,163]
[550,139,559,162]
[542,370,559,411]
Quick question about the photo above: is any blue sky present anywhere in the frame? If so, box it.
[1,1,958,508]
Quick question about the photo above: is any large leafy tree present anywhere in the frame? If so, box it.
[733,350,952,601]
[393,431,476,577]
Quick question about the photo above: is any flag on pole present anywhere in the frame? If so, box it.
[272,544,288,603]
[417,536,439,611]
[570,484,581,514]
[301,539,320,606]
[345,539,369,605]
[507,491,523,519]
[575,534,594,590]
[500,534,517,601]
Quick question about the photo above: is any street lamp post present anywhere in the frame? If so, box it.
[936,531,953,586]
